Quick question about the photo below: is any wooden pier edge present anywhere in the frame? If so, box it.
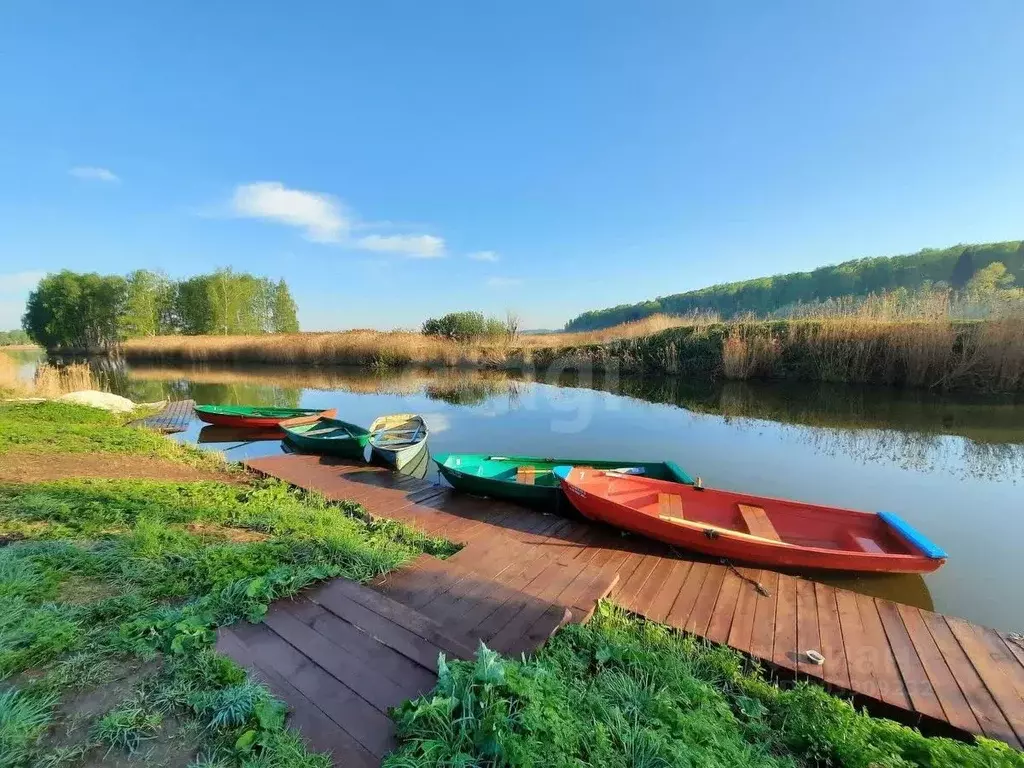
[233,454,1024,753]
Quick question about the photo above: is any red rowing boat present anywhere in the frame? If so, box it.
[552,467,946,574]
[193,404,337,428]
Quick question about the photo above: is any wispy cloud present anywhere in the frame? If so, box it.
[231,182,349,243]
[69,166,120,183]
[468,250,499,262]
[0,270,47,327]
[486,276,523,288]
[224,181,444,257]
[356,234,445,259]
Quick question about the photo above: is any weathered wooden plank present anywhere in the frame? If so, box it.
[685,564,726,637]
[665,561,711,629]
[217,628,379,768]
[230,620,395,758]
[614,554,661,611]
[726,568,763,655]
[814,582,850,690]
[875,600,944,720]
[773,574,799,671]
[835,588,881,701]
[705,567,743,645]
[264,603,415,712]
[795,578,822,678]
[748,569,780,662]
[645,559,694,624]
[897,603,981,734]
[921,610,1019,747]
[947,617,1024,746]
[856,594,911,710]
[310,578,476,660]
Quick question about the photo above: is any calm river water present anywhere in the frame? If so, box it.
[51,356,1024,631]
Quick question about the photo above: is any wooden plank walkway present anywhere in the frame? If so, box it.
[242,453,1024,757]
[217,579,477,766]
[127,398,195,433]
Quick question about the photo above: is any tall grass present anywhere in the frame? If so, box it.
[118,314,707,368]
[0,352,100,397]
[114,302,1024,392]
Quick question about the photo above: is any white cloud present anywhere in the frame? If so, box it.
[467,250,499,262]
[221,181,446,258]
[486,276,523,288]
[231,182,349,243]
[69,166,120,183]
[356,234,446,259]
[0,270,47,328]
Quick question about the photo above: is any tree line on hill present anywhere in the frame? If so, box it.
[22,268,299,351]
[0,329,31,346]
[564,240,1024,331]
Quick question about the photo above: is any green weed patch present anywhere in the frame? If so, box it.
[387,604,1023,768]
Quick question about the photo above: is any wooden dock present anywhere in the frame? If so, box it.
[127,398,195,433]
[231,454,1024,761]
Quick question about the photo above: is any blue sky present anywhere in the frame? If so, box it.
[1,2,1022,331]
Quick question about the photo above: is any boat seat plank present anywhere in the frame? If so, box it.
[738,504,781,542]
[853,535,886,554]
[516,466,536,485]
[658,492,683,519]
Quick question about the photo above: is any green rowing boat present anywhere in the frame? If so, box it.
[193,404,336,428]
[281,417,371,459]
[433,453,694,510]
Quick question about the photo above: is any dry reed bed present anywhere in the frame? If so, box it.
[119,315,698,368]
[721,316,1024,391]
[0,352,100,397]
[114,312,1024,391]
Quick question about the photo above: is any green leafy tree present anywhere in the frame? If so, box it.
[965,262,1015,295]
[22,271,127,350]
[271,279,300,333]
[120,269,175,338]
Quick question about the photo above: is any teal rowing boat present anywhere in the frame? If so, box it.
[281,417,371,459]
[433,453,694,509]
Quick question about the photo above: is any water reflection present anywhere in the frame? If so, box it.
[22,356,1024,629]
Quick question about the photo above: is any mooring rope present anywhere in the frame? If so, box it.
[721,559,772,597]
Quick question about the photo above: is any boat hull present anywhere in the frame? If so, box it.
[555,468,945,574]
[372,439,429,471]
[194,405,336,428]
[368,414,429,470]
[434,454,693,510]
[281,418,370,459]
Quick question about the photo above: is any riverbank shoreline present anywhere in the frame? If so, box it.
[101,315,1024,392]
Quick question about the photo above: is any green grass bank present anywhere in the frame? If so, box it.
[0,402,455,767]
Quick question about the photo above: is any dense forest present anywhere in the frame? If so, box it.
[565,240,1024,331]
[21,268,299,351]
